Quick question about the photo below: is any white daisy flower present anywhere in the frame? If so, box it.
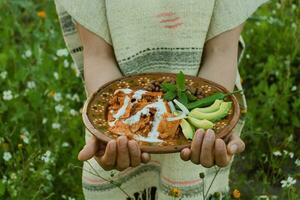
[24,49,32,58]
[26,81,36,89]
[69,109,78,116]
[291,86,297,91]
[289,152,294,159]
[3,152,12,161]
[56,48,69,57]
[273,151,282,157]
[54,92,62,102]
[62,142,70,148]
[72,94,80,102]
[42,118,48,124]
[64,59,69,68]
[0,71,7,79]
[295,159,300,167]
[41,150,52,163]
[55,104,64,113]
[281,176,296,188]
[52,122,61,129]
[3,90,13,101]
[53,72,59,80]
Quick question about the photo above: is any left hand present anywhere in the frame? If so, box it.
[180,129,245,168]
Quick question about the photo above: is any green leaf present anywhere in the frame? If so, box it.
[177,91,188,106]
[176,71,185,92]
[163,90,177,101]
[0,181,5,197]
[161,82,176,92]
[185,90,197,102]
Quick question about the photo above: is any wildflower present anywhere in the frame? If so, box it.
[273,151,282,157]
[257,195,269,200]
[0,71,7,79]
[232,189,241,199]
[71,62,81,77]
[62,142,70,147]
[54,92,62,102]
[52,122,61,129]
[55,104,64,113]
[42,118,48,124]
[37,10,46,18]
[53,72,59,80]
[27,81,36,89]
[3,152,12,161]
[56,48,69,57]
[291,86,297,91]
[41,150,52,163]
[64,59,69,68]
[169,188,181,197]
[20,128,30,144]
[3,90,13,101]
[22,49,32,58]
[72,94,80,102]
[281,176,296,188]
[288,152,294,159]
[10,173,17,180]
[295,159,300,167]
[69,109,78,116]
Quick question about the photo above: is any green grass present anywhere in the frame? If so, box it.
[0,0,299,199]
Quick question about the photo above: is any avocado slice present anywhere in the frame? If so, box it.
[187,116,214,129]
[196,100,223,113]
[180,119,195,140]
[189,102,232,122]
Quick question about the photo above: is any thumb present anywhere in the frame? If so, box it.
[227,134,245,155]
[78,135,100,161]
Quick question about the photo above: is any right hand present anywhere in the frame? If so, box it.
[78,135,151,171]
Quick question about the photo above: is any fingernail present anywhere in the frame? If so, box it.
[230,144,238,153]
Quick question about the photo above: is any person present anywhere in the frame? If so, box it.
[54,0,268,199]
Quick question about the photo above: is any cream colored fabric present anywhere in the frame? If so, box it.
[54,0,268,199]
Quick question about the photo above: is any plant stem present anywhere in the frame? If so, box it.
[204,168,222,199]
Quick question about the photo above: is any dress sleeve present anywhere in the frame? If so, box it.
[206,0,269,41]
[55,0,112,45]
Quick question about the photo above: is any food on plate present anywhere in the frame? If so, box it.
[105,72,237,143]
[107,89,181,143]
[180,119,195,140]
[189,101,232,122]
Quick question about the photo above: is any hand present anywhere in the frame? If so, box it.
[180,129,245,168]
[78,135,151,171]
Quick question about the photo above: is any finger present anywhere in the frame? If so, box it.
[116,136,130,171]
[215,139,231,167]
[200,129,215,168]
[191,129,205,164]
[128,140,141,167]
[141,152,151,163]
[97,140,117,170]
[78,135,99,161]
[227,134,245,155]
[180,148,191,161]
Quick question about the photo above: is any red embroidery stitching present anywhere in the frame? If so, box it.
[157,11,183,29]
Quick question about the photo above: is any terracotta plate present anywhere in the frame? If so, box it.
[82,73,240,154]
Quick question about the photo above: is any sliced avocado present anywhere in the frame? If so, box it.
[187,116,214,129]
[197,100,223,113]
[180,119,195,140]
[189,102,232,122]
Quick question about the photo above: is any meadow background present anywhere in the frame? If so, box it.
[0,0,299,199]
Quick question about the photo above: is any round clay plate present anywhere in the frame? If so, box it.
[82,73,240,154]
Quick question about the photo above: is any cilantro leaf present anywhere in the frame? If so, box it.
[161,82,176,92]
[176,71,185,92]
[164,90,177,101]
